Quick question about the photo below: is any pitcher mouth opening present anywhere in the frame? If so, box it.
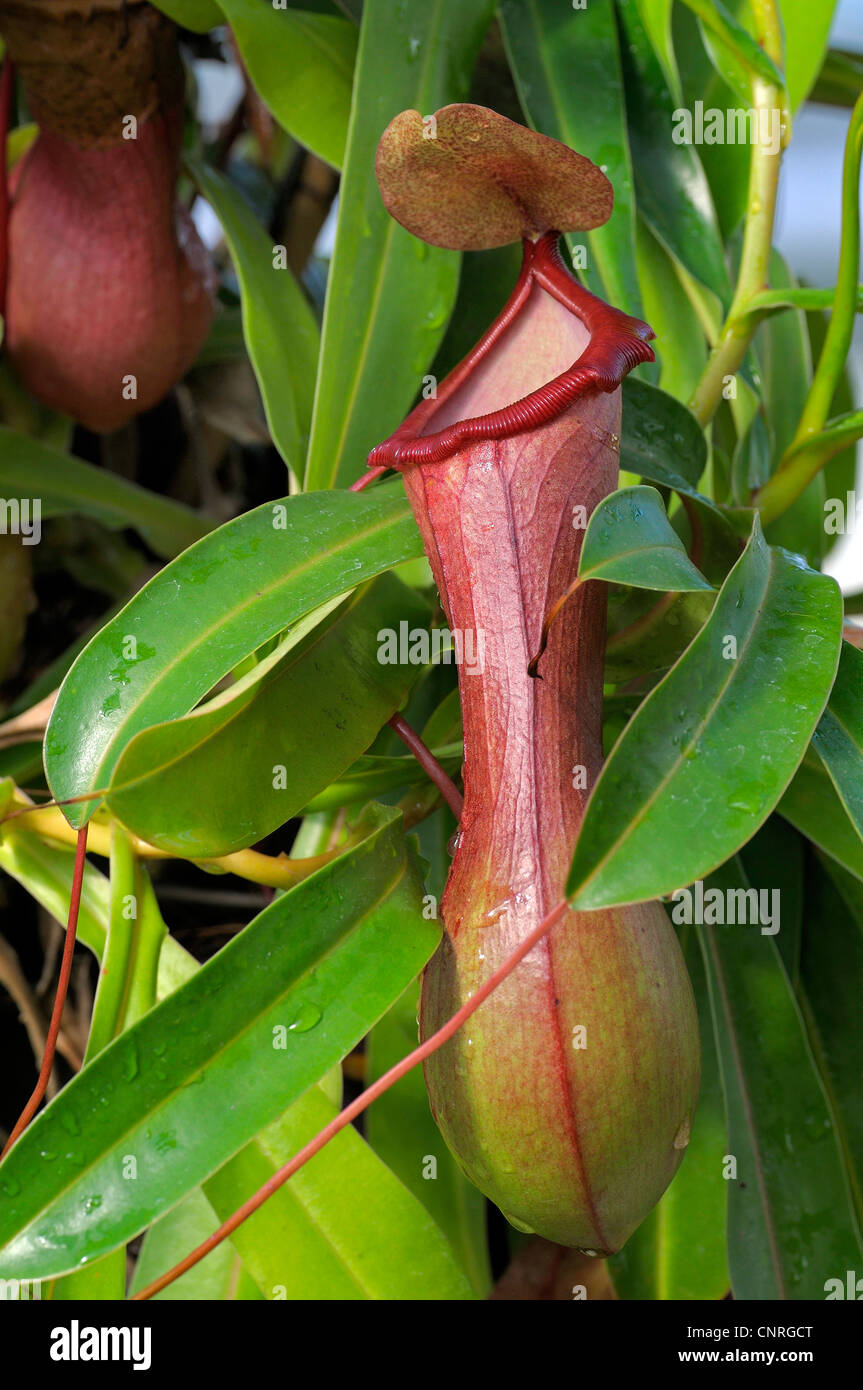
[366,232,655,473]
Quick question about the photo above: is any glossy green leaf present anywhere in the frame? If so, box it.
[365,979,490,1296]
[45,481,423,826]
[616,0,731,306]
[811,641,863,840]
[738,815,805,986]
[580,486,713,592]
[634,216,707,403]
[189,160,319,478]
[203,1081,475,1301]
[130,1189,263,1301]
[105,576,429,856]
[608,923,728,1299]
[568,517,843,909]
[0,827,196,1003]
[696,0,837,113]
[634,0,679,98]
[778,749,863,884]
[621,378,708,496]
[667,1,752,237]
[302,742,462,813]
[303,0,495,491]
[680,0,785,95]
[0,427,208,558]
[603,492,740,683]
[0,805,439,1280]
[499,0,643,316]
[755,250,824,566]
[798,853,863,1230]
[217,1,358,169]
[699,858,863,1299]
[150,0,221,31]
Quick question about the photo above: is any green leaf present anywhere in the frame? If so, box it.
[48,1250,126,1301]
[301,743,462,813]
[608,923,728,1299]
[45,481,423,826]
[217,1,358,169]
[130,1189,263,1301]
[0,805,439,1280]
[680,0,785,96]
[621,378,708,496]
[616,0,731,306]
[798,853,863,1231]
[499,0,643,316]
[738,816,805,986]
[580,486,713,592]
[755,250,824,566]
[699,858,863,1299]
[203,1082,475,1300]
[105,576,429,856]
[811,641,863,841]
[303,0,495,491]
[0,829,197,1001]
[365,980,490,1296]
[189,160,320,478]
[778,749,863,884]
[0,427,209,558]
[634,0,679,99]
[634,216,707,403]
[149,0,221,32]
[568,517,843,909]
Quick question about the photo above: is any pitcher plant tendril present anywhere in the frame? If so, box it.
[1,826,88,1159]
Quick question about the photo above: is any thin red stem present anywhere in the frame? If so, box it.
[132,894,570,1300]
[388,711,463,819]
[349,464,388,492]
[0,57,15,320]
[0,825,88,1158]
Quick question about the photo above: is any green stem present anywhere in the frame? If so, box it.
[121,867,167,1030]
[755,92,863,524]
[83,823,137,1062]
[689,0,787,428]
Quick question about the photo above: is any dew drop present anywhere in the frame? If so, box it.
[60,1110,81,1137]
[122,1045,139,1082]
[287,1001,323,1034]
[82,1195,102,1215]
[2,1178,21,1197]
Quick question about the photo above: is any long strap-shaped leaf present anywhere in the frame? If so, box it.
[103,576,430,857]
[0,826,473,1297]
[0,427,209,559]
[699,858,863,1299]
[567,516,843,908]
[0,805,438,1281]
[499,0,643,317]
[45,482,423,826]
[188,160,320,481]
[303,0,495,490]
